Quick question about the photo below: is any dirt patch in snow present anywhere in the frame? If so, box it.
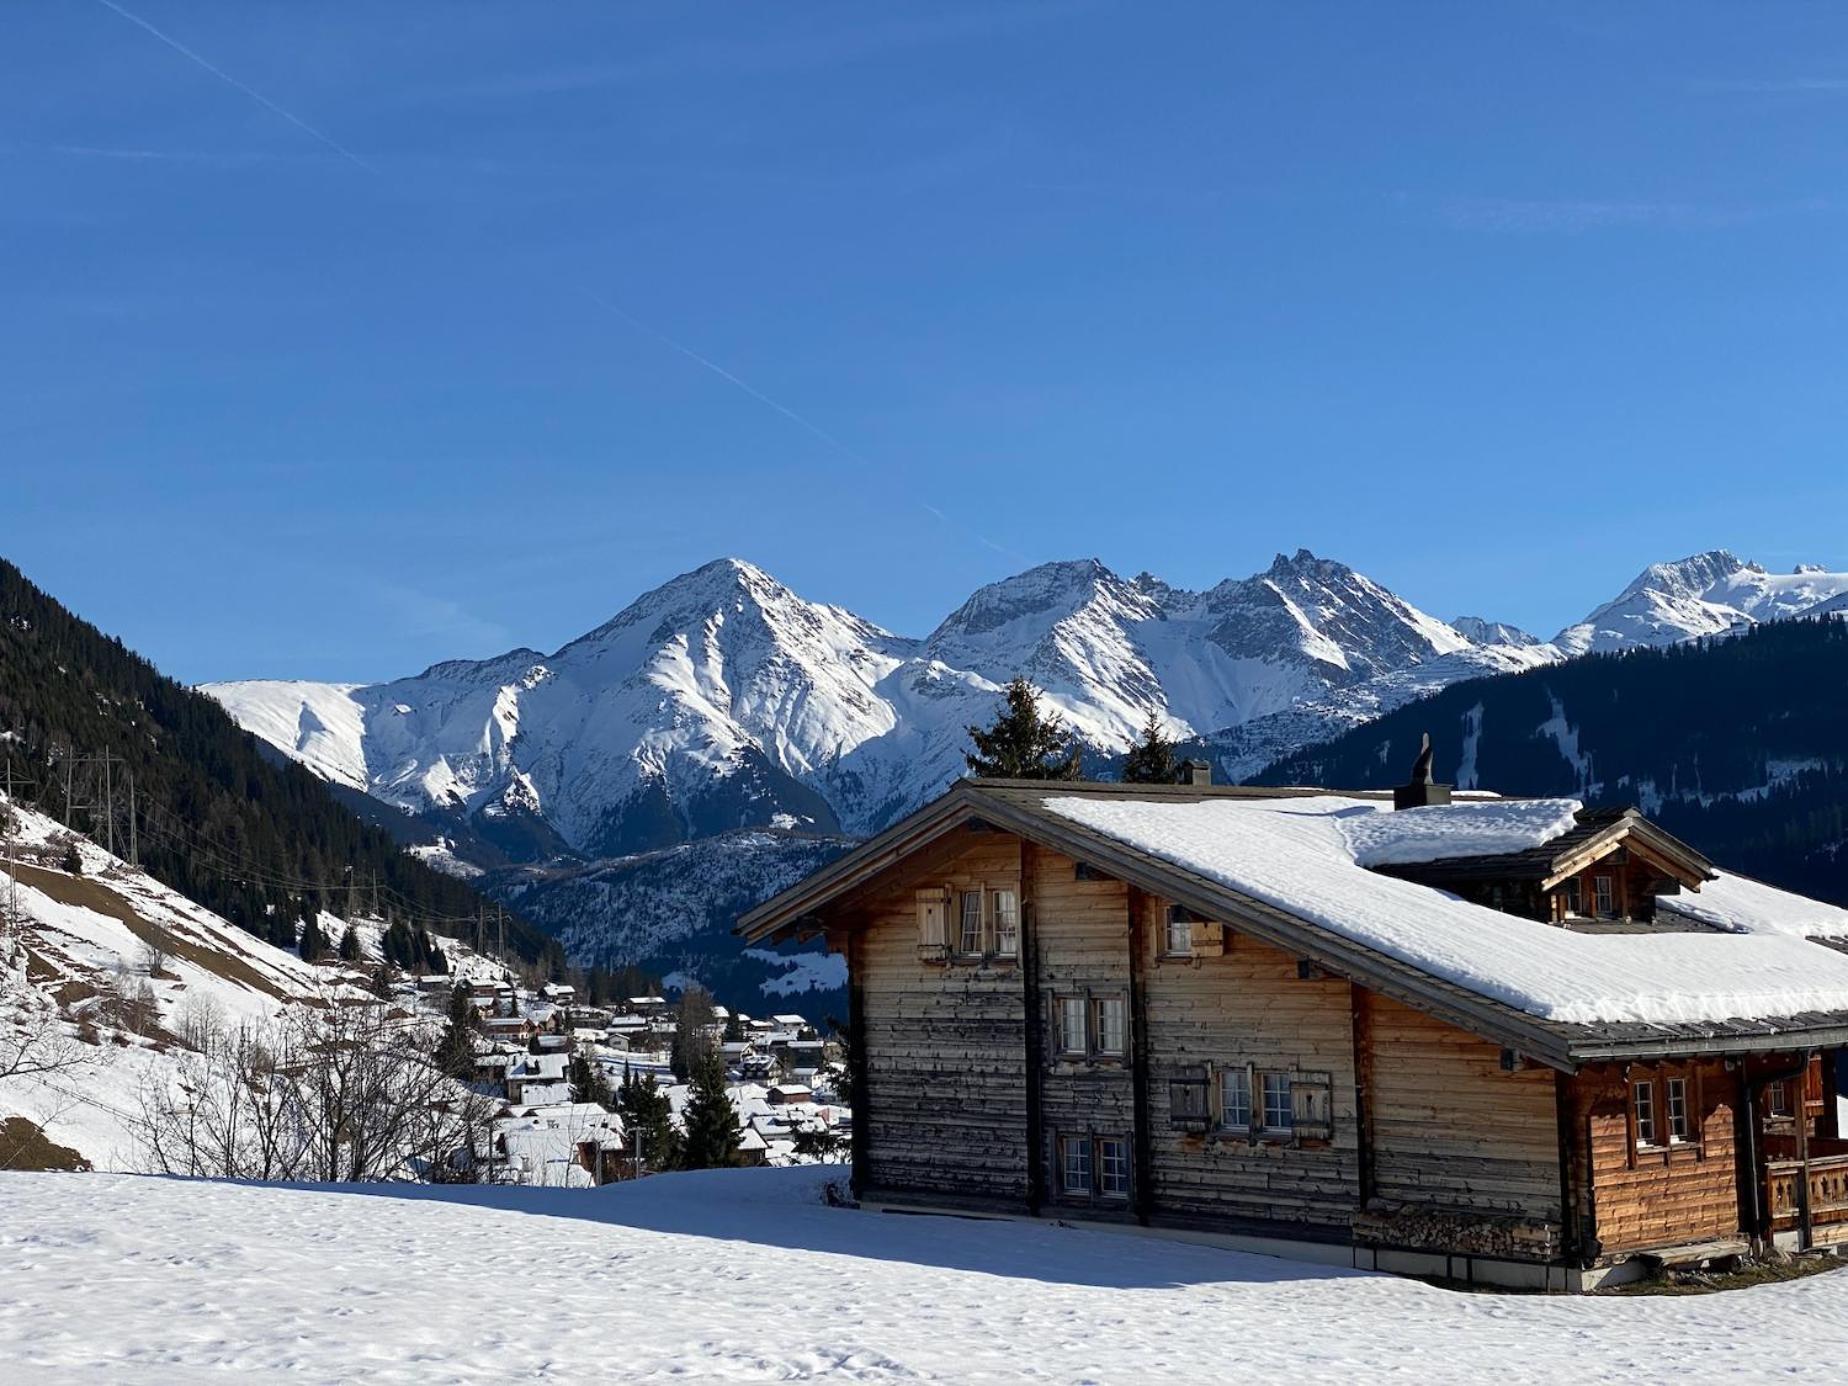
[0,1118,90,1173]
[9,863,290,1002]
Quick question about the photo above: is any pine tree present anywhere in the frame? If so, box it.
[1121,709,1178,785]
[615,1066,677,1172]
[337,924,361,963]
[434,983,476,1078]
[299,911,328,963]
[60,840,83,875]
[569,1051,612,1108]
[370,962,393,999]
[677,1049,742,1170]
[965,676,1082,780]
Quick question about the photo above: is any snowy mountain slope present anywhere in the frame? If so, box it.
[1555,550,1848,656]
[212,550,1538,857]
[0,799,364,1170]
[491,830,852,1014]
[206,547,1843,977]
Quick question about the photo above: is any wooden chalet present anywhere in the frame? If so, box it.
[738,762,1848,1290]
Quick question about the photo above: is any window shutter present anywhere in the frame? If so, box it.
[1187,920,1225,957]
[916,886,949,958]
[1168,1066,1211,1130]
[1292,1071,1333,1141]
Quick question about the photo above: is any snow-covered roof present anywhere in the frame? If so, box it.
[1659,872,1848,939]
[1342,798,1584,868]
[1042,794,1848,1029]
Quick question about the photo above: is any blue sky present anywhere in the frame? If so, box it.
[5,2,1847,683]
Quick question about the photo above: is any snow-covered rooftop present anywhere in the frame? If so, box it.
[1043,794,1848,1028]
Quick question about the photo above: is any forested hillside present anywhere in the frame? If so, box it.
[0,559,563,967]
[1254,619,1848,903]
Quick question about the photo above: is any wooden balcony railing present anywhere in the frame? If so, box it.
[1766,1154,1848,1231]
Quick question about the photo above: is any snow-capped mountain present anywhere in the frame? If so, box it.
[203,546,1846,989]
[1554,550,1848,656]
[209,550,1543,860]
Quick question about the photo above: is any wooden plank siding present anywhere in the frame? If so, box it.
[1030,850,1138,1216]
[1568,1059,1741,1253]
[1140,895,1363,1232]
[850,831,1030,1206]
[1365,994,1562,1220]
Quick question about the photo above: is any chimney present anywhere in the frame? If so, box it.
[1392,733,1452,811]
[1178,758,1212,788]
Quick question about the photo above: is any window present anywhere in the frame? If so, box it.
[1261,1072,1293,1133]
[1059,1135,1091,1195]
[1098,1138,1130,1198]
[1768,1080,1792,1118]
[958,890,984,954]
[1165,906,1194,957]
[992,890,1019,958]
[1056,997,1088,1056]
[1666,1076,1691,1143]
[1633,1079,1658,1147]
[1562,878,1582,917]
[1219,1066,1252,1133]
[1594,875,1615,919]
[1094,996,1128,1056]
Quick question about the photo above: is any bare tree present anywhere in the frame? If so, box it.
[140,937,170,979]
[0,960,84,1085]
[135,999,499,1184]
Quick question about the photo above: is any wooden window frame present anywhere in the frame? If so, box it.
[1052,989,1129,1063]
[956,889,986,957]
[1626,1063,1707,1166]
[1259,1070,1294,1136]
[992,888,1020,959]
[1632,1077,1658,1150]
[1096,1136,1131,1200]
[1163,905,1195,959]
[1093,995,1128,1058]
[1057,1133,1092,1197]
[1054,995,1089,1058]
[1665,1075,1691,1145]
[1219,1064,1253,1136]
[1594,874,1615,919]
[1561,877,1582,918]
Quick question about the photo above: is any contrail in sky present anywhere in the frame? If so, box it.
[92,0,378,174]
[93,0,878,472]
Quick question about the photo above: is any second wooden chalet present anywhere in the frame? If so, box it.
[738,760,1848,1290]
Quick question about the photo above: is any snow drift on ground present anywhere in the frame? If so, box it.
[2,1166,1846,1384]
[1044,794,1848,1026]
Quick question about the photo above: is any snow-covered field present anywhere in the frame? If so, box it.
[1,1166,1845,1384]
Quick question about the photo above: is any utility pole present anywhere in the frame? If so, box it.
[126,765,137,868]
[1,758,32,942]
[101,749,114,858]
[497,904,505,962]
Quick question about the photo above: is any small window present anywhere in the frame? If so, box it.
[958,891,984,954]
[1768,1080,1792,1118]
[1059,1135,1091,1195]
[1261,1072,1293,1133]
[1219,1067,1252,1133]
[1594,875,1615,919]
[992,890,1019,958]
[1634,1079,1658,1147]
[1666,1076,1690,1143]
[1165,906,1194,957]
[1098,1138,1130,1198]
[1056,997,1088,1056]
[1094,996,1128,1056]
[1562,878,1582,917]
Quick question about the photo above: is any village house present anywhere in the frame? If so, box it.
[738,761,1848,1290]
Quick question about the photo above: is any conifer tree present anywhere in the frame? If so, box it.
[677,1049,742,1170]
[615,1066,677,1172]
[670,985,717,1084]
[337,924,361,963]
[434,983,476,1078]
[964,676,1083,780]
[1121,709,1178,785]
[569,1051,612,1108]
[60,840,83,876]
[299,911,328,963]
